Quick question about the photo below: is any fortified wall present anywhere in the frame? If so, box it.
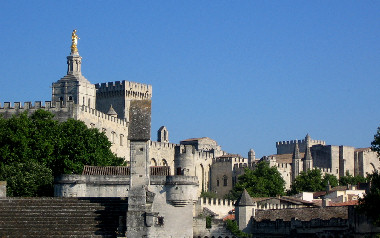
[276,135,325,154]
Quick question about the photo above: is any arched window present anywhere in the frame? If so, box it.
[223,175,228,186]
[150,158,157,166]
[162,159,168,167]
[68,96,73,101]
[216,179,220,187]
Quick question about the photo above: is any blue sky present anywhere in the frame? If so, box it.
[0,1,379,157]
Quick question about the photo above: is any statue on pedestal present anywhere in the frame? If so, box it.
[71,29,80,54]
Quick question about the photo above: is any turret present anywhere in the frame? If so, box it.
[292,142,301,181]
[235,189,255,233]
[174,145,195,176]
[303,142,313,172]
[107,105,118,117]
[248,148,255,165]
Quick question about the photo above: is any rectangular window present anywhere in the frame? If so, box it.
[120,134,124,146]
[157,216,164,226]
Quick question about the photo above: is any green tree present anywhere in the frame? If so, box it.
[371,126,380,156]
[225,219,251,237]
[0,110,124,196]
[225,161,285,200]
[357,171,380,226]
[290,169,338,194]
[339,171,367,186]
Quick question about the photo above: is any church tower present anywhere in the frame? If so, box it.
[52,30,96,108]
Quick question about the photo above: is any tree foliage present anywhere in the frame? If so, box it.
[357,127,380,225]
[225,219,251,237]
[0,110,124,196]
[357,171,380,226]
[290,169,338,194]
[371,126,380,156]
[225,161,285,200]
[339,171,367,186]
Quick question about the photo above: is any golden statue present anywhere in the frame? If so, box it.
[71,29,80,53]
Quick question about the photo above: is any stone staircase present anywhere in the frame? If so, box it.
[0,197,128,238]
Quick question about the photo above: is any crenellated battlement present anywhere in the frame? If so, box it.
[276,135,326,155]
[200,197,234,207]
[276,139,326,146]
[196,150,214,160]
[95,80,152,100]
[149,141,178,150]
[276,163,290,169]
[233,163,249,169]
[79,105,127,127]
[0,101,74,110]
[213,157,233,163]
[314,167,332,173]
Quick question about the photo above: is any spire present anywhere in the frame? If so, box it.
[292,142,301,181]
[303,144,313,171]
[292,142,301,160]
[305,146,312,161]
[235,189,254,206]
[107,105,118,117]
[305,133,311,146]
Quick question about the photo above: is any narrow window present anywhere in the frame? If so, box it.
[157,216,164,226]
[177,167,182,175]
[216,179,219,187]
[68,96,73,101]
[223,176,228,186]
[120,134,124,146]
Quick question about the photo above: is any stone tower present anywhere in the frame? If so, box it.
[248,148,255,165]
[52,31,96,108]
[126,100,152,237]
[95,81,152,120]
[292,142,301,181]
[235,189,255,234]
[157,126,169,143]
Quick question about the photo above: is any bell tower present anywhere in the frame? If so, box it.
[52,30,96,108]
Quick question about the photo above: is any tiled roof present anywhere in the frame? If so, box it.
[223,214,235,221]
[255,206,348,222]
[235,189,255,206]
[269,153,306,164]
[330,200,359,206]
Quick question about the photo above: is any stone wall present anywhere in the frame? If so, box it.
[276,137,325,155]
[355,148,379,176]
[195,197,235,217]
[54,175,130,197]
[149,141,177,175]
[76,105,129,159]
[193,218,234,238]
[0,181,6,197]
